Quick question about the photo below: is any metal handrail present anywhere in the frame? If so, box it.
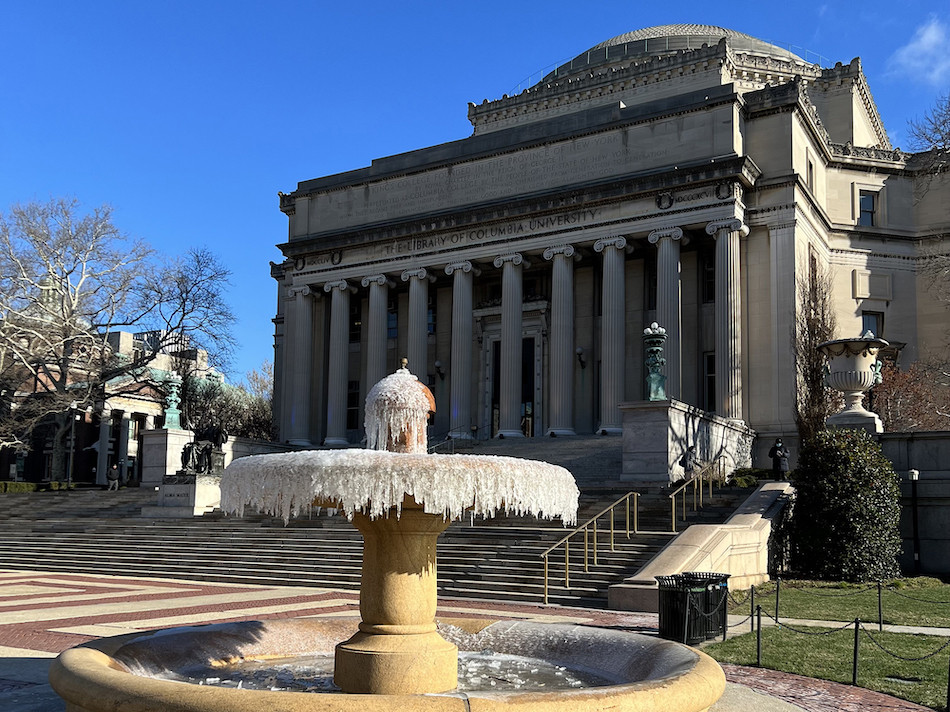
[668,459,725,532]
[540,491,639,604]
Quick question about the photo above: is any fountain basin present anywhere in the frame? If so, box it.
[49,617,725,712]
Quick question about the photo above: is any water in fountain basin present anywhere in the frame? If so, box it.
[154,650,617,693]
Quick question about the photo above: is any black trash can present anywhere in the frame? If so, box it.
[655,574,706,645]
[683,571,731,640]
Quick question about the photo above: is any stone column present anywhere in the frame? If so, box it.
[706,218,749,421]
[362,274,393,389]
[494,253,526,438]
[543,245,576,436]
[144,415,155,431]
[594,237,627,433]
[445,261,476,439]
[648,227,683,400]
[286,285,314,446]
[324,280,352,446]
[95,406,111,486]
[401,268,430,378]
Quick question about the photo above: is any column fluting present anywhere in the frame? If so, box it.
[543,245,576,436]
[594,237,627,433]
[648,227,683,400]
[494,253,525,438]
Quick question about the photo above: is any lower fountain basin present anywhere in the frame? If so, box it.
[50,617,725,712]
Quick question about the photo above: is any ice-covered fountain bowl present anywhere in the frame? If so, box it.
[49,616,726,712]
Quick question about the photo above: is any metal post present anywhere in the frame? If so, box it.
[750,585,756,633]
[852,618,860,686]
[775,577,781,625]
[593,520,598,566]
[671,497,676,533]
[945,651,949,712]
[584,528,589,572]
[625,496,631,538]
[756,605,762,667]
[878,581,883,632]
[910,469,921,574]
[564,540,570,588]
[633,493,639,534]
[610,511,615,552]
[543,556,548,605]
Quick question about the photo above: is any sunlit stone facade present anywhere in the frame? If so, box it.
[273,25,949,463]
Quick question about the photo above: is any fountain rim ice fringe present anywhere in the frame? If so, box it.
[221,449,579,525]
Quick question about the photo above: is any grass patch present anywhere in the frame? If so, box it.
[706,625,950,711]
[728,578,950,628]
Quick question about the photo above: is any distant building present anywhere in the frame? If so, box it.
[2,329,214,485]
[271,25,949,462]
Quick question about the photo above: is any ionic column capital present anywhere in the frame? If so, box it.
[594,236,627,253]
[542,244,576,261]
[647,227,684,245]
[445,260,480,277]
[288,284,313,298]
[493,253,528,269]
[361,274,394,288]
[401,267,433,283]
[705,219,749,237]
[323,279,353,294]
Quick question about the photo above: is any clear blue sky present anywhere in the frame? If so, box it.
[2,1,947,380]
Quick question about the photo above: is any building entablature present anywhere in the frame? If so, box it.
[280,150,759,260]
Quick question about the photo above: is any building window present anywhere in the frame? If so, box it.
[806,159,815,192]
[348,300,362,343]
[387,296,398,340]
[862,311,884,338]
[858,190,876,227]
[703,353,716,412]
[346,381,360,430]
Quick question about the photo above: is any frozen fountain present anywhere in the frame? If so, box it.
[49,367,726,711]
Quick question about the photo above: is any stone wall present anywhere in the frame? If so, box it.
[880,432,950,576]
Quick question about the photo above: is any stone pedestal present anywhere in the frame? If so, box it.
[334,497,457,694]
[141,475,221,518]
[621,400,755,486]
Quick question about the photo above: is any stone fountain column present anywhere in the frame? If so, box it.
[334,497,457,694]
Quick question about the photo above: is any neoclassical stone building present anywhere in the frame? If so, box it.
[272,25,948,461]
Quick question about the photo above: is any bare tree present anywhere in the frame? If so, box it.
[908,94,950,201]
[794,263,839,445]
[0,198,235,479]
[873,359,950,431]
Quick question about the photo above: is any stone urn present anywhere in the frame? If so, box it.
[817,331,888,433]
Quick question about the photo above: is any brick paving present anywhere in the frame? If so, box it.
[0,569,937,711]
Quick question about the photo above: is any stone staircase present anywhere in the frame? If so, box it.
[0,436,751,607]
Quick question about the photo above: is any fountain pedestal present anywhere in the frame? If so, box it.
[334,497,458,694]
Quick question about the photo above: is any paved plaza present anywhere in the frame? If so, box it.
[0,569,936,711]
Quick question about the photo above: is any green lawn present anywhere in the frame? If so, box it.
[706,625,950,711]
[727,578,950,628]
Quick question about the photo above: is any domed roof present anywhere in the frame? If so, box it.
[544,25,803,82]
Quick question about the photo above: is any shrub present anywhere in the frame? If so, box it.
[789,429,901,582]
